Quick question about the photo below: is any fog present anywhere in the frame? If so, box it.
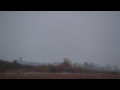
[0,11,120,67]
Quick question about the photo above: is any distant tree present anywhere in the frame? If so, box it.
[73,63,78,67]
[113,65,119,72]
[88,63,95,70]
[62,58,72,68]
[73,63,82,68]
[13,60,17,64]
[83,62,89,69]
[56,58,73,72]
[105,64,112,71]
[48,65,56,72]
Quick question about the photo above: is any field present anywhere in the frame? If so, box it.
[1,59,120,79]
[0,71,120,79]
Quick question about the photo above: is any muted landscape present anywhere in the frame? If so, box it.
[0,11,120,79]
[0,58,120,79]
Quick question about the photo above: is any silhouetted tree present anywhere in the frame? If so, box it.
[62,58,72,68]
[13,60,17,64]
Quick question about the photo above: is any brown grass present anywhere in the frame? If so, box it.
[0,71,120,79]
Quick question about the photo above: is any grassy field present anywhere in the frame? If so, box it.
[0,71,120,79]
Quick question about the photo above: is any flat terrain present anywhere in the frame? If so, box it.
[0,72,120,79]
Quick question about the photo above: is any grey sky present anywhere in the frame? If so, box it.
[0,11,120,67]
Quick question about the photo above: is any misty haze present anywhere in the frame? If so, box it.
[0,11,120,79]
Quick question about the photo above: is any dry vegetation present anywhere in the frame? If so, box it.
[1,71,120,79]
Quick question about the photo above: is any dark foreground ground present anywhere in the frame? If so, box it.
[0,71,120,79]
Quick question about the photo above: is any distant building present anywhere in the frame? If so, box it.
[20,57,22,61]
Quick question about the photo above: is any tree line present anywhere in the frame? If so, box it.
[0,58,119,74]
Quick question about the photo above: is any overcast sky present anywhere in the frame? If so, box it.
[0,11,120,67]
